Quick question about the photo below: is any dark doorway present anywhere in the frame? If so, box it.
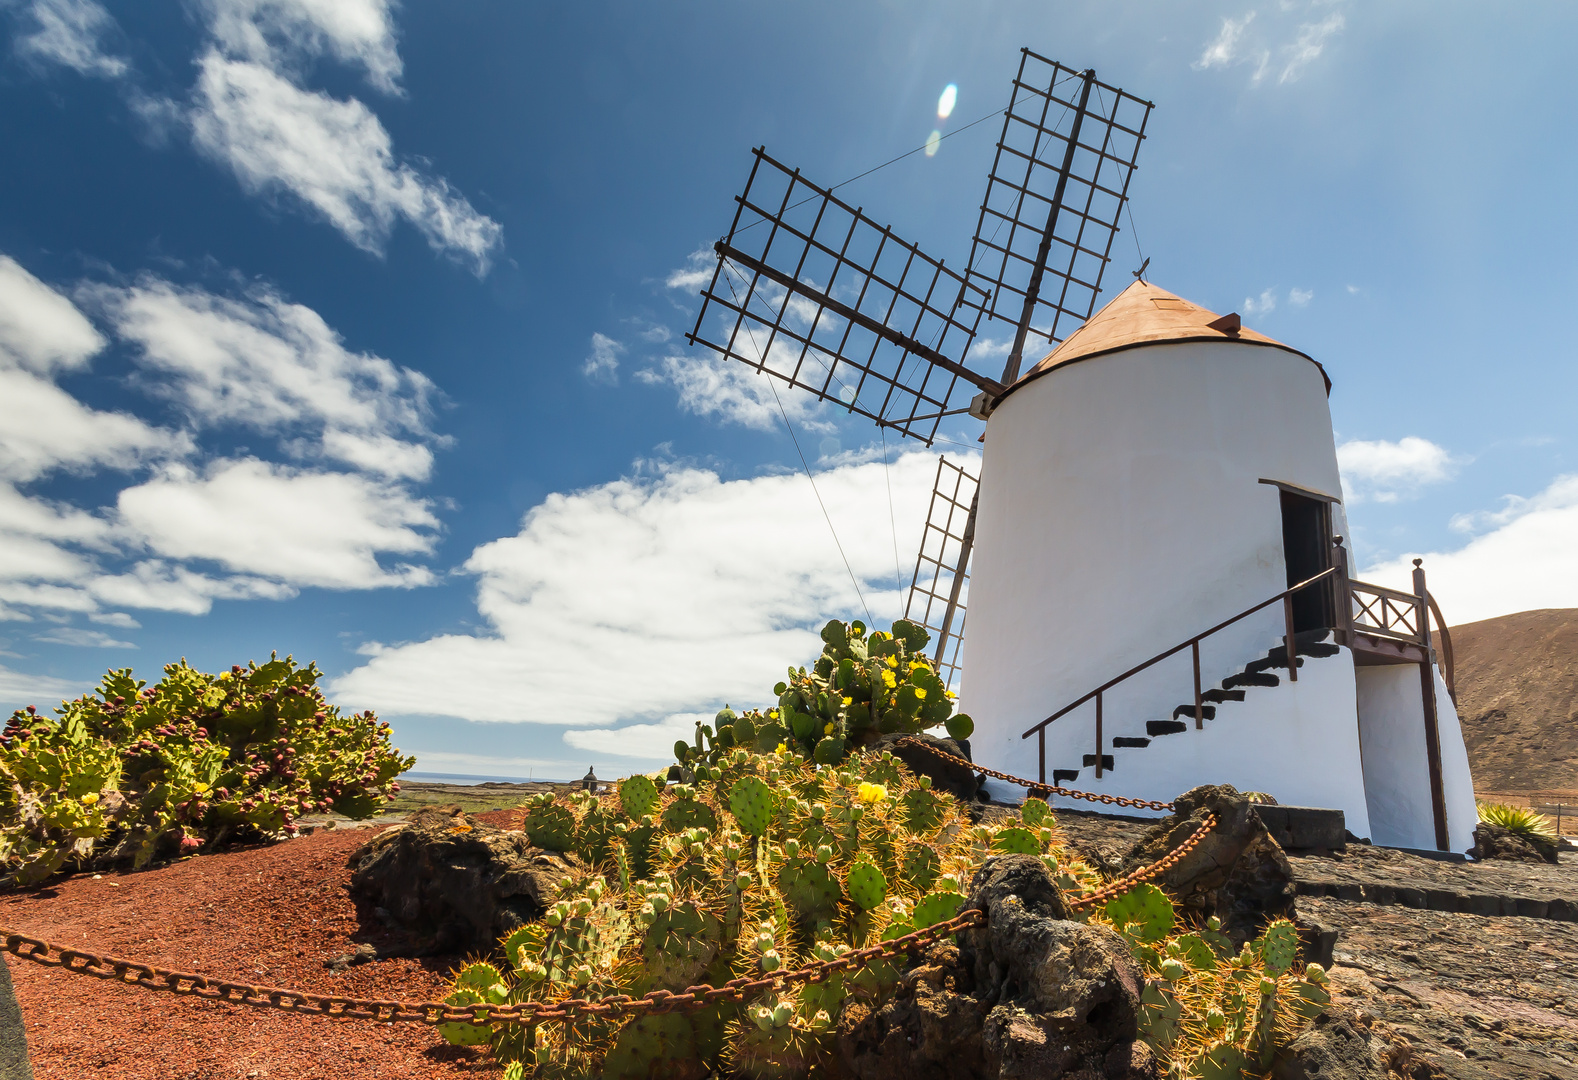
[1280,490,1334,633]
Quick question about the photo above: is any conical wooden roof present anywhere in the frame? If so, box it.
[1005,280,1328,396]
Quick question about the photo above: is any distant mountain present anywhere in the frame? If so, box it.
[1445,609,1578,794]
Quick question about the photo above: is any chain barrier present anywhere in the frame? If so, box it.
[895,737,1178,812]
[892,737,1218,911]
[0,909,984,1026]
[1,744,1221,1026]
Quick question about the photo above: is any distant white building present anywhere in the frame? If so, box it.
[963,281,1476,853]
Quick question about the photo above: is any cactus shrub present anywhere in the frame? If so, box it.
[0,656,412,883]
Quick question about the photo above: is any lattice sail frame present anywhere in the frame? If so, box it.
[903,456,978,691]
[685,149,998,446]
[959,49,1153,362]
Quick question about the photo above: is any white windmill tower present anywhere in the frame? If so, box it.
[685,51,1477,853]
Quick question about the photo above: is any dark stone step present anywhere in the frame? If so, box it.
[1246,654,1303,675]
[1264,640,1341,667]
[1201,688,1247,705]
[1253,804,1346,850]
[1170,704,1216,723]
[1082,754,1115,771]
[1148,720,1189,737]
[1052,769,1080,784]
[1112,736,1150,748]
[1223,671,1280,690]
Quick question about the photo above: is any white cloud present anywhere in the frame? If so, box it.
[93,275,439,473]
[116,458,439,590]
[1337,436,1455,504]
[0,255,106,374]
[1194,12,1256,70]
[189,53,502,273]
[0,664,83,708]
[332,451,961,742]
[88,560,294,615]
[583,332,625,386]
[665,249,716,292]
[1279,13,1345,84]
[198,0,403,94]
[10,0,127,78]
[1243,288,1277,315]
[88,611,139,628]
[1289,287,1313,307]
[1363,474,1578,626]
[636,353,833,434]
[564,713,713,762]
[34,626,134,648]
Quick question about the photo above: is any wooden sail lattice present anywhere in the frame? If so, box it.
[903,456,978,691]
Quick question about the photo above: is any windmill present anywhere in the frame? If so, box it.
[684,49,1154,687]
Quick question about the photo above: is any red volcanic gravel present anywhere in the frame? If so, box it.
[1,827,505,1079]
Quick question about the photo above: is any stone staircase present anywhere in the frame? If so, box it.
[1050,629,1342,784]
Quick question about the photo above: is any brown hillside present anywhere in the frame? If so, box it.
[1444,608,1578,794]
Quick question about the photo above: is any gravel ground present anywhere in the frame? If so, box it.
[1,827,501,1079]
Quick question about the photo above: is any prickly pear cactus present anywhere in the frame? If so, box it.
[989,826,1042,855]
[1019,796,1050,828]
[1105,882,1175,943]
[845,859,887,910]
[522,793,577,852]
[620,774,661,821]
[729,776,775,837]
[1257,919,1300,976]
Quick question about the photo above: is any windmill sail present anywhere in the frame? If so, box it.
[959,50,1153,382]
[904,456,978,691]
[685,149,1002,446]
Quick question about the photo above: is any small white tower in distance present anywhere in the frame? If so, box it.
[962,281,1477,853]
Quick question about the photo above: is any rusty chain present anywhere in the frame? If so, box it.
[896,737,1179,812]
[0,744,1221,1026]
[0,908,984,1026]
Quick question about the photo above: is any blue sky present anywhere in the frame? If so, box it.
[2,0,1575,779]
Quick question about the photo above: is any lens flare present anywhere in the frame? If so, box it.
[924,130,942,157]
[937,83,958,120]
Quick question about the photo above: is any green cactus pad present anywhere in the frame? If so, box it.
[523,800,577,852]
[898,788,946,834]
[603,1013,704,1080]
[891,619,930,652]
[944,713,974,740]
[990,826,1041,855]
[574,801,619,865]
[620,774,661,820]
[1019,797,1050,828]
[911,889,966,930]
[1195,1041,1248,1080]
[778,858,842,923]
[1104,883,1174,943]
[641,902,722,990]
[1292,977,1331,1021]
[1258,919,1300,976]
[438,961,508,1046]
[1138,980,1183,1050]
[900,844,942,892]
[1172,932,1219,973]
[661,793,719,834]
[729,775,776,837]
[845,859,888,910]
[812,737,845,765]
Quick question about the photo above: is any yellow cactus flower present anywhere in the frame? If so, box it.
[886,656,898,668]
[217,672,232,682]
[824,723,835,736]
[774,742,788,756]
[768,709,778,719]
[841,696,853,707]
[193,781,210,795]
[946,690,957,699]
[914,688,927,699]
[881,670,897,689]
[857,782,888,804]
[81,792,99,807]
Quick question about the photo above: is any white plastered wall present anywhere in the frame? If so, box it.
[962,339,1350,804]
[1356,663,1477,852]
[981,647,1372,838]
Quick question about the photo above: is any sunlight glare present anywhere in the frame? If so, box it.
[924,130,942,157]
[937,83,958,120]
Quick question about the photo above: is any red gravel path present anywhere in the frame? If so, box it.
[1,827,505,1079]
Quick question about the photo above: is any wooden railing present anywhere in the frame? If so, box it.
[1021,540,1457,794]
[1021,565,1340,782]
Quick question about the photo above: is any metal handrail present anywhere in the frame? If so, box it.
[1020,565,1340,782]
